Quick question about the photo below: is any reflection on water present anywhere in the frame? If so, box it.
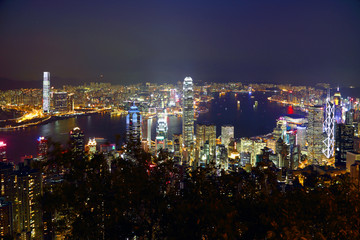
[0,92,301,163]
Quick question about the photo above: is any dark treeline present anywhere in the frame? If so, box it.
[40,142,360,240]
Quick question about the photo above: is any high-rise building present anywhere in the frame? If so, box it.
[221,125,234,149]
[307,105,324,165]
[126,102,142,144]
[334,88,342,124]
[335,123,354,167]
[3,165,43,239]
[0,197,12,238]
[43,72,50,113]
[67,93,75,112]
[182,77,194,149]
[37,137,48,160]
[70,127,85,153]
[86,138,97,155]
[0,141,7,162]
[53,92,68,112]
[155,114,168,150]
[196,123,216,161]
[323,90,335,159]
[296,125,306,151]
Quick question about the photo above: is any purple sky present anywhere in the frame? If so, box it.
[1,0,360,87]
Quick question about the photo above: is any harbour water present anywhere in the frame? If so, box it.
[0,92,302,162]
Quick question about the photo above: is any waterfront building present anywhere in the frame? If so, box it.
[323,90,335,159]
[273,118,287,141]
[335,123,354,167]
[43,72,50,113]
[307,105,324,165]
[182,77,194,149]
[70,127,85,153]
[0,142,7,162]
[221,125,234,149]
[126,102,142,145]
[196,123,216,161]
[86,138,97,155]
[67,93,75,112]
[37,137,48,160]
[53,92,68,112]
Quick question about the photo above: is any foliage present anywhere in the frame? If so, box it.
[41,142,360,240]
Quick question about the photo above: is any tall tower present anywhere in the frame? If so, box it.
[43,72,50,113]
[182,77,194,148]
[307,105,324,165]
[323,89,335,159]
[334,87,342,124]
[221,125,234,149]
[156,113,168,151]
[126,102,142,144]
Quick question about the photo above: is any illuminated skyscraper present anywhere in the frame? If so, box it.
[221,125,234,149]
[43,72,50,113]
[70,127,85,153]
[37,137,48,160]
[126,102,142,144]
[334,87,342,124]
[53,92,68,112]
[196,123,216,161]
[307,105,324,164]
[335,123,354,167]
[323,90,335,159]
[155,114,168,150]
[0,141,6,162]
[182,77,194,148]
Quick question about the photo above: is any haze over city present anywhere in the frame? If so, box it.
[1,0,360,87]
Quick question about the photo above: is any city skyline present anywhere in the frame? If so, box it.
[1,0,360,87]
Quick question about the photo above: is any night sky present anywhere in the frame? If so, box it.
[1,0,360,87]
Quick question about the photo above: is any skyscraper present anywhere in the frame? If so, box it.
[334,88,342,124]
[182,77,194,148]
[307,105,324,165]
[126,102,142,144]
[221,125,234,149]
[43,72,50,113]
[0,141,7,162]
[335,123,354,167]
[70,127,85,153]
[323,90,335,159]
[156,114,168,150]
[53,92,68,112]
[196,123,216,161]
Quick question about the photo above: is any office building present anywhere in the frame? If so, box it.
[0,141,6,162]
[196,123,216,160]
[53,92,68,112]
[37,137,48,160]
[0,197,12,238]
[221,125,234,149]
[70,127,85,153]
[156,114,168,150]
[323,90,335,159]
[307,105,324,165]
[335,123,354,167]
[126,102,142,144]
[43,72,50,113]
[182,77,194,149]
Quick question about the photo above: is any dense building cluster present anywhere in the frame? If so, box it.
[1,74,360,239]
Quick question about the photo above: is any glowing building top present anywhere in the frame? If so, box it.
[182,77,194,148]
[43,72,50,113]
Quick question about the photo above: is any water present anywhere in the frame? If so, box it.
[0,92,300,163]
